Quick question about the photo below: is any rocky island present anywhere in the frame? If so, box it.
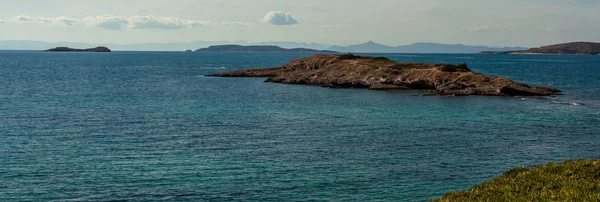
[45,46,111,52]
[208,54,560,96]
[480,42,600,55]
[196,45,336,53]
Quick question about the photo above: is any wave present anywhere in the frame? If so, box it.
[521,97,583,106]
[198,66,227,69]
[552,101,583,106]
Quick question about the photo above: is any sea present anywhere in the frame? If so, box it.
[1,51,599,201]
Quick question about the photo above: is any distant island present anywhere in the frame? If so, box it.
[45,46,111,52]
[195,45,337,53]
[480,42,600,55]
[209,54,560,96]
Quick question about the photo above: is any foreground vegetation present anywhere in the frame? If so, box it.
[433,159,600,201]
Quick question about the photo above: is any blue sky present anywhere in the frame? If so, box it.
[0,0,598,46]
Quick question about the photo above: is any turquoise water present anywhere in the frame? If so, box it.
[1,51,599,201]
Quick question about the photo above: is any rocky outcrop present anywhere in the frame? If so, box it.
[480,42,600,55]
[46,46,111,52]
[208,54,560,96]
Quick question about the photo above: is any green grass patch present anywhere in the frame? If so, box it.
[432,159,600,202]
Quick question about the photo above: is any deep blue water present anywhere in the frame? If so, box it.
[1,51,599,201]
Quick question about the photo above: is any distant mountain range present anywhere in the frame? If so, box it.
[480,42,600,55]
[0,40,526,53]
[327,41,526,53]
[195,45,336,53]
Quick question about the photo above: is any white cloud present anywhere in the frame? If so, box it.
[37,17,53,24]
[221,21,254,27]
[56,16,77,26]
[13,15,34,22]
[261,11,298,25]
[127,15,210,30]
[6,14,252,30]
[82,14,129,30]
[12,15,77,26]
[468,25,491,32]
[0,19,4,24]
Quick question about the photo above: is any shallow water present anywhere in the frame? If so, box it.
[1,51,599,201]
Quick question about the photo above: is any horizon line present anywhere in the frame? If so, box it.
[0,39,531,49]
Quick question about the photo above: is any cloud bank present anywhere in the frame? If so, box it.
[5,14,210,30]
[261,11,298,25]
[7,14,256,30]
[13,15,33,22]
[82,15,129,30]
[127,15,209,30]
[82,14,129,30]
[36,17,53,24]
[56,17,77,26]
[221,21,254,27]
[12,15,77,25]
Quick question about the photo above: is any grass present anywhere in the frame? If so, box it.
[432,159,600,202]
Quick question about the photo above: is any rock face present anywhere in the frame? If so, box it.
[480,42,600,55]
[46,46,111,52]
[208,54,560,96]
[195,45,337,53]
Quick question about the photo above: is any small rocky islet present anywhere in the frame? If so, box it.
[209,54,560,96]
[45,46,111,52]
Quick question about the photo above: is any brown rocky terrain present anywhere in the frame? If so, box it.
[480,42,600,55]
[208,54,560,96]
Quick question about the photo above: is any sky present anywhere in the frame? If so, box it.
[0,0,599,47]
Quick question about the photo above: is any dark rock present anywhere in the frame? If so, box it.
[499,86,547,96]
[372,57,391,61]
[337,54,360,60]
[46,46,111,52]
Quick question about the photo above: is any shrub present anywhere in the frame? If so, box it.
[432,159,600,202]
[372,56,391,61]
[338,54,359,60]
